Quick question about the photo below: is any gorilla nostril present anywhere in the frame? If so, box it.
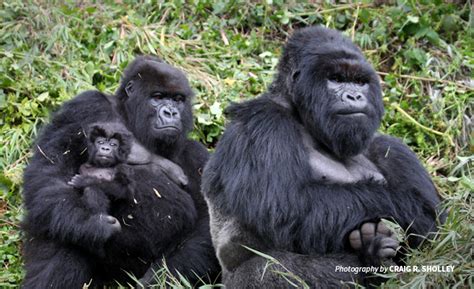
[161,107,173,119]
[346,94,355,101]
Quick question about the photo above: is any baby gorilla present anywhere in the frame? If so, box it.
[68,122,189,231]
[68,122,133,234]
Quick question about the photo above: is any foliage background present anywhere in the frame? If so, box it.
[0,0,472,288]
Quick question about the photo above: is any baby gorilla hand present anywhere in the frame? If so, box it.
[349,221,399,266]
[67,174,86,188]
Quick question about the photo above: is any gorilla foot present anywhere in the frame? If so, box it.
[349,221,399,266]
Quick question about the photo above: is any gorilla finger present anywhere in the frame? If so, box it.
[67,180,79,187]
[71,175,82,182]
[380,237,399,249]
[361,223,376,243]
[376,222,392,237]
[105,215,117,224]
[377,248,397,258]
[105,216,122,231]
[349,230,362,250]
[179,175,189,187]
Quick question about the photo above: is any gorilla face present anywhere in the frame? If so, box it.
[284,30,384,159]
[117,56,193,151]
[150,96,184,136]
[92,136,120,167]
[87,122,132,168]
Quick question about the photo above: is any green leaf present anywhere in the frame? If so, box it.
[407,15,419,23]
[37,92,49,102]
[209,101,222,118]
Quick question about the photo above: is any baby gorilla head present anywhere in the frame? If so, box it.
[87,122,132,168]
[273,26,384,159]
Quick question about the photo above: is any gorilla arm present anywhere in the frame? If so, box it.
[207,196,372,288]
[139,140,218,285]
[128,139,189,186]
[366,134,444,245]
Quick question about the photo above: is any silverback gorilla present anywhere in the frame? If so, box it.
[22,56,218,288]
[202,27,443,288]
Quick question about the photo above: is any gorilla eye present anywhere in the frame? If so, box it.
[355,79,368,85]
[328,74,344,83]
[109,139,119,147]
[152,92,163,99]
[174,94,185,102]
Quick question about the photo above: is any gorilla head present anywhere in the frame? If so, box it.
[116,56,194,154]
[86,122,132,168]
[272,27,384,159]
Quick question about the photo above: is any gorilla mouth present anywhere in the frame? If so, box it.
[336,109,367,117]
[97,155,112,159]
[154,125,181,132]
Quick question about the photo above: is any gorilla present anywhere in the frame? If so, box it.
[22,56,219,288]
[202,26,443,288]
[67,122,133,230]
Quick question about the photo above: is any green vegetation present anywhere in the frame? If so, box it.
[0,0,472,288]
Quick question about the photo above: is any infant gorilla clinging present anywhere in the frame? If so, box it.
[68,122,189,236]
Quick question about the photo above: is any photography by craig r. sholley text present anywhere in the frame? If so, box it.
[334,265,455,274]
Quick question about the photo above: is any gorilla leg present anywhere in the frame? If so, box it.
[225,251,367,289]
[82,187,111,214]
[22,240,97,289]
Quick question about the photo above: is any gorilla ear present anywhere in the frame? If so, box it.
[125,81,134,97]
[291,70,301,82]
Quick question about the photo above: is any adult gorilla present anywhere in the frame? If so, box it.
[22,56,218,288]
[202,27,443,288]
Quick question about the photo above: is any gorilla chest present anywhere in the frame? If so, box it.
[307,149,386,185]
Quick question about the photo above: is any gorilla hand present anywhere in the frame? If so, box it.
[68,174,88,188]
[349,221,399,266]
[93,214,122,240]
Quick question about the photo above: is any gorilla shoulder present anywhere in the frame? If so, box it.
[50,90,114,127]
[224,95,302,140]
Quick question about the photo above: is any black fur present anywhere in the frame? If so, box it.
[202,26,443,288]
[22,56,218,288]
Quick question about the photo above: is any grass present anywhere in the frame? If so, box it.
[0,0,472,288]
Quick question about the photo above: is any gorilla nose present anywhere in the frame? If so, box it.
[100,146,110,152]
[159,106,181,122]
[342,91,367,107]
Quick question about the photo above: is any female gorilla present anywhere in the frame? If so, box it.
[202,27,443,288]
[22,56,218,288]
